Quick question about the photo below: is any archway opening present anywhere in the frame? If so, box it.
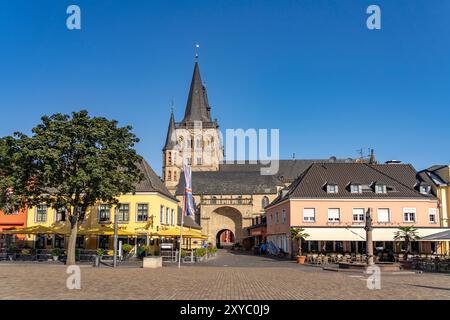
[216,229,235,249]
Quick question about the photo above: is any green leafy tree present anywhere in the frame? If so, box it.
[289,227,309,256]
[394,226,420,261]
[0,110,143,265]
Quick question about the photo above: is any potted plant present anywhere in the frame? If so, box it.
[122,244,133,259]
[394,227,420,270]
[96,248,106,258]
[290,227,310,264]
[51,248,61,261]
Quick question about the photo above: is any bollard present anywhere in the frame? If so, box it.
[93,255,100,267]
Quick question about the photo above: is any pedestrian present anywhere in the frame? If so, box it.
[260,242,267,256]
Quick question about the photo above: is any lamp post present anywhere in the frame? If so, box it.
[365,208,374,265]
[113,206,118,268]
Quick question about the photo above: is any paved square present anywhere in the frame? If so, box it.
[1,250,449,300]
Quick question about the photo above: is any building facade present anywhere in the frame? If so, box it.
[266,163,449,256]
[24,159,191,253]
[0,208,27,249]
[163,58,360,247]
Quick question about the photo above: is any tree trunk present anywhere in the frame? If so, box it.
[66,219,78,265]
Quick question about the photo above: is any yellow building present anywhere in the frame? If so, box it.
[419,165,450,254]
[24,159,203,254]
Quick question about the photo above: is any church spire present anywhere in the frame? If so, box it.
[181,57,213,125]
[163,110,176,151]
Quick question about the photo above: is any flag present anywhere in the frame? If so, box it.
[183,163,195,216]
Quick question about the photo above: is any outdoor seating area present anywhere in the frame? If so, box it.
[303,252,450,272]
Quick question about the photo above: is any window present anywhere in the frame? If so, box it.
[275,212,279,224]
[166,207,170,225]
[117,204,129,222]
[327,184,338,194]
[262,196,269,208]
[171,209,175,225]
[196,138,202,149]
[137,203,149,222]
[282,209,286,224]
[98,236,110,249]
[36,205,47,222]
[352,208,365,222]
[403,208,416,222]
[327,208,340,222]
[350,184,362,194]
[420,185,431,194]
[55,208,67,222]
[377,208,390,223]
[160,206,164,224]
[174,171,177,181]
[429,208,437,224]
[269,213,273,224]
[375,184,386,194]
[98,204,110,223]
[197,157,202,165]
[167,170,172,181]
[168,152,172,165]
[303,208,316,222]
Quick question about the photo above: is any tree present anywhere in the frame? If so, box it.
[289,227,309,257]
[0,110,143,265]
[394,226,421,261]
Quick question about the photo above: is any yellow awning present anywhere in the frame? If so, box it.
[77,227,136,236]
[2,225,55,235]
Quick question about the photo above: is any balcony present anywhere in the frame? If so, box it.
[200,196,253,206]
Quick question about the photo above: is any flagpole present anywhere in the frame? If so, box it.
[178,195,185,269]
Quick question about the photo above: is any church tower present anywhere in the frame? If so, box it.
[163,57,224,194]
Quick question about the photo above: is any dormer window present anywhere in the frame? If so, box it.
[420,185,431,195]
[375,183,387,194]
[327,183,338,194]
[350,184,362,194]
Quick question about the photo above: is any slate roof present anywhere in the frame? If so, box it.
[418,165,450,187]
[163,112,177,151]
[176,171,280,195]
[177,209,201,229]
[135,159,177,201]
[267,163,435,208]
[219,158,356,183]
[180,62,213,124]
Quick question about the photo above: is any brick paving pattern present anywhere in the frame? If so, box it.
[0,250,449,299]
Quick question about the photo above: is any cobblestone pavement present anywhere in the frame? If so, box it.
[1,250,449,300]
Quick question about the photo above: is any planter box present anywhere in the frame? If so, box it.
[143,256,163,269]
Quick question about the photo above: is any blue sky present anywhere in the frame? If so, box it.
[0,0,449,175]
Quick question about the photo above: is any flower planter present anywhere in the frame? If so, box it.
[143,256,163,268]
[400,261,412,270]
[52,256,59,261]
[296,255,306,264]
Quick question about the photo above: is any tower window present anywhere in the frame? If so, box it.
[196,138,202,149]
[168,170,172,181]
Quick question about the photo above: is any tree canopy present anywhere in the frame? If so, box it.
[0,110,143,264]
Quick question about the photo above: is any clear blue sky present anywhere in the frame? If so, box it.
[1,0,449,175]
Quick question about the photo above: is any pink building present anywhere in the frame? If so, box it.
[266,163,449,257]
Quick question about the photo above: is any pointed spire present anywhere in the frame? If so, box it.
[163,110,177,151]
[181,60,213,125]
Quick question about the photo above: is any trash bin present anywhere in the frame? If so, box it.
[93,256,100,267]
